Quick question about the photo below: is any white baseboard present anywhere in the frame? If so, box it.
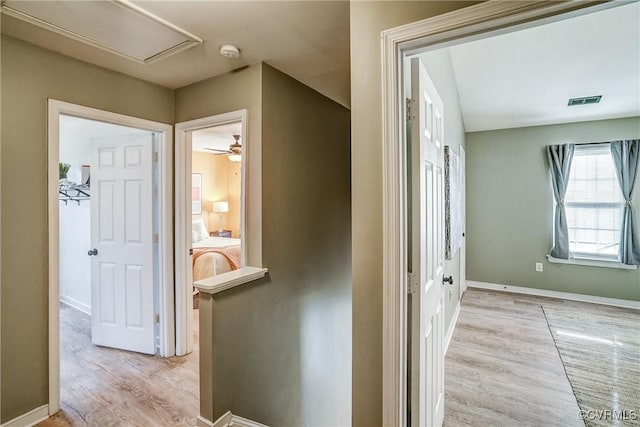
[210,411,269,427]
[1,405,49,427]
[60,294,91,315]
[198,415,215,427]
[467,281,640,310]
[444,301,461,354]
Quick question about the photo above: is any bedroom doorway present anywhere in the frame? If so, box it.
[191,121,243,300]
[47,100,175,416]
[380,2,627,424]
[174,110,247,356]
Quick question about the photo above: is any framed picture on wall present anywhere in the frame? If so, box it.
[444,146,462,260]
[192,173,202,215]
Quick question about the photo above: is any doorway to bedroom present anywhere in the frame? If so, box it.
[174,110,247,356]
[191,122,243,309]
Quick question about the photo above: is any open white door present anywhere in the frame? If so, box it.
[409,57,446,427]
[90,134,156,354]
[459,146,466,295]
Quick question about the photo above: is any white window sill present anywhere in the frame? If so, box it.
[546,254,637,270]
[194,266,268,295]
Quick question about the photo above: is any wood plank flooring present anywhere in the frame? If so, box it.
[36,289,636,426]
[39,304,199,427]
[444,288,637,427]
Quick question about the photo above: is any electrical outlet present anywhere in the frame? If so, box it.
[536,262,543,272]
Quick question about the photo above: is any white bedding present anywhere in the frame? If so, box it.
[193,236,241,249]
[192,237,241,283]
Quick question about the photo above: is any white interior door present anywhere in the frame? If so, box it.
[90,134,156,354]
[459,146,466,295]
[410,57,446,427]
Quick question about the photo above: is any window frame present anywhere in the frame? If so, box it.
[549,143,636,270]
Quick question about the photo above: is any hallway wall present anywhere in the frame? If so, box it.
[0,35,174,423]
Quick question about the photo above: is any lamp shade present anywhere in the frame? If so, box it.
[212,201,229,213]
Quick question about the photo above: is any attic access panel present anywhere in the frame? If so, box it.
[1,0,203,64]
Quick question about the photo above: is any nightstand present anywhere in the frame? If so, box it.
[210,230,232,238]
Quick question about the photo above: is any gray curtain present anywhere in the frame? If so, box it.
[547,144,575,259]
[610,140,640,265]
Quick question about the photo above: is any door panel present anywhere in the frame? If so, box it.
[98,180,115,241]
[410,57,446,427]
[124,179,143,243]
[90,134,155,355]
[99,262,117,324]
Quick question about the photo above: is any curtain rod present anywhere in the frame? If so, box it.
[558,140,636,147]
[574,141,611,146]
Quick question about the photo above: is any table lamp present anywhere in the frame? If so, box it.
[212,201,229,232]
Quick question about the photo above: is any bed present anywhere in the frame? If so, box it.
[191,217,241,282]
[192,236,241,281]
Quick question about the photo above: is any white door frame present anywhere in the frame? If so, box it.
[174,110,248,356]
[47,99,174,415]
[380,1,623,425]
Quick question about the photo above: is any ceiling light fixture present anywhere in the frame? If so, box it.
[220,44,240,59]
[203,134,242,162]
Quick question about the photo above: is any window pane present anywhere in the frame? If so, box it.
[564,145,623,260]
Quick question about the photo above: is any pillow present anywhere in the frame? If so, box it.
[192,217,208,242]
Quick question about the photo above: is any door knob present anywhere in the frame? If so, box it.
[87,248,98,256]
[443,275,454,285]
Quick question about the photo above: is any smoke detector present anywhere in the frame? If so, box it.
[220,44,240,59]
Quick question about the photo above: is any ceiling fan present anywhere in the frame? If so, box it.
[205,134,242,162]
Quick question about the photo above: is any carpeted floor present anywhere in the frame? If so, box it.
[543,303,640,427]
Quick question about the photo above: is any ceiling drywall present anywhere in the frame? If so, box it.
[443,2,640,132]
[1,1,350,107]
[192,122,242,154]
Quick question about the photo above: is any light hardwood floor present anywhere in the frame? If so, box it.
[38,289,634,426]
[444,288,637,427]
[39,304,199,427]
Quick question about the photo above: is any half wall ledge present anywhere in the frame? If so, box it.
[194,266,268,295]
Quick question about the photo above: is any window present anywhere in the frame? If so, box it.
[564,144,624,261]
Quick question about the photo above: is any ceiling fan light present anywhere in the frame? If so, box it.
[228,153,242,162]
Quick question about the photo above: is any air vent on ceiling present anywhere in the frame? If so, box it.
[568,95,602,106]
[1,0,203,64]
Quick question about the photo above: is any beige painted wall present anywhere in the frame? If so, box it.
[197,64,352,426]
[466,117,640,301]
[349,3,478,425]
[192,151,241,237]
[0,35,174,423]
